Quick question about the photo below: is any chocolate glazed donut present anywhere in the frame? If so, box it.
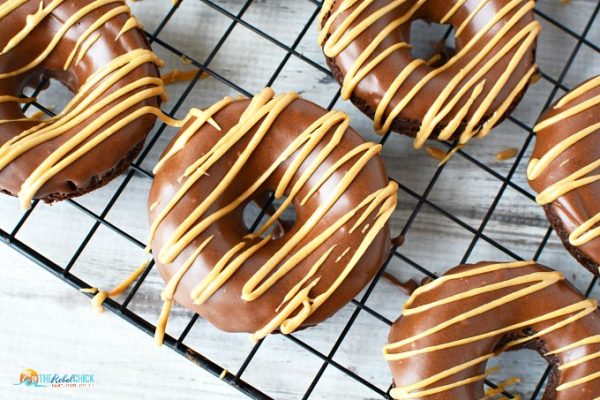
[0,0,179,208]
[148,88,397,343]
[528,77,600,275]
[318,0,539,148]
[385,261,600,400]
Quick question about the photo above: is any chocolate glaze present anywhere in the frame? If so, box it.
[319,0,538,146]
[382,272,419,296]
[528,77,600,274]
[0,0,160,205]
[386,261,600,400]
[148,90,397,337]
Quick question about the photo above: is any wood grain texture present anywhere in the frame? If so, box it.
[1,0,599,399]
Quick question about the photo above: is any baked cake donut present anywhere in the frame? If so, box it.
[385,261,600,400]
[148,88,397,343]
[0,0,178,208]
[318,0,540,148]
[528,77,600,275]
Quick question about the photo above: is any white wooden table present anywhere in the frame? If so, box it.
[1,0,599,399]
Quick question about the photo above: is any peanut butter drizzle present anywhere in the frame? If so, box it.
[155,235,214,346]
[496,147,518,161]
[116,16,143,40]
[319,0,539,148]
[90,259,151,312]
[28,110,46,121]
[528,79,600,248]
[63,4,131,69]
[425,146,446,161]
[150,88,397,343]
[160,69,205,86]
[76,32,101,64]
[1,0,126,78]
[0,0,28,19]
[425,144,463,165]
[0,0,183,208]
[0,95,35,104]
[481,376,522,400]
[384,261,600,399]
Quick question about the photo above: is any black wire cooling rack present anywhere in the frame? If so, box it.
[1,1,600,399]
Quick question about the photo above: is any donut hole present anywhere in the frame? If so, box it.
[242,192,297,239]
[408,20,456,67]
[480,329,559,397]
[485,344,545,396]
[23,77,75,118]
